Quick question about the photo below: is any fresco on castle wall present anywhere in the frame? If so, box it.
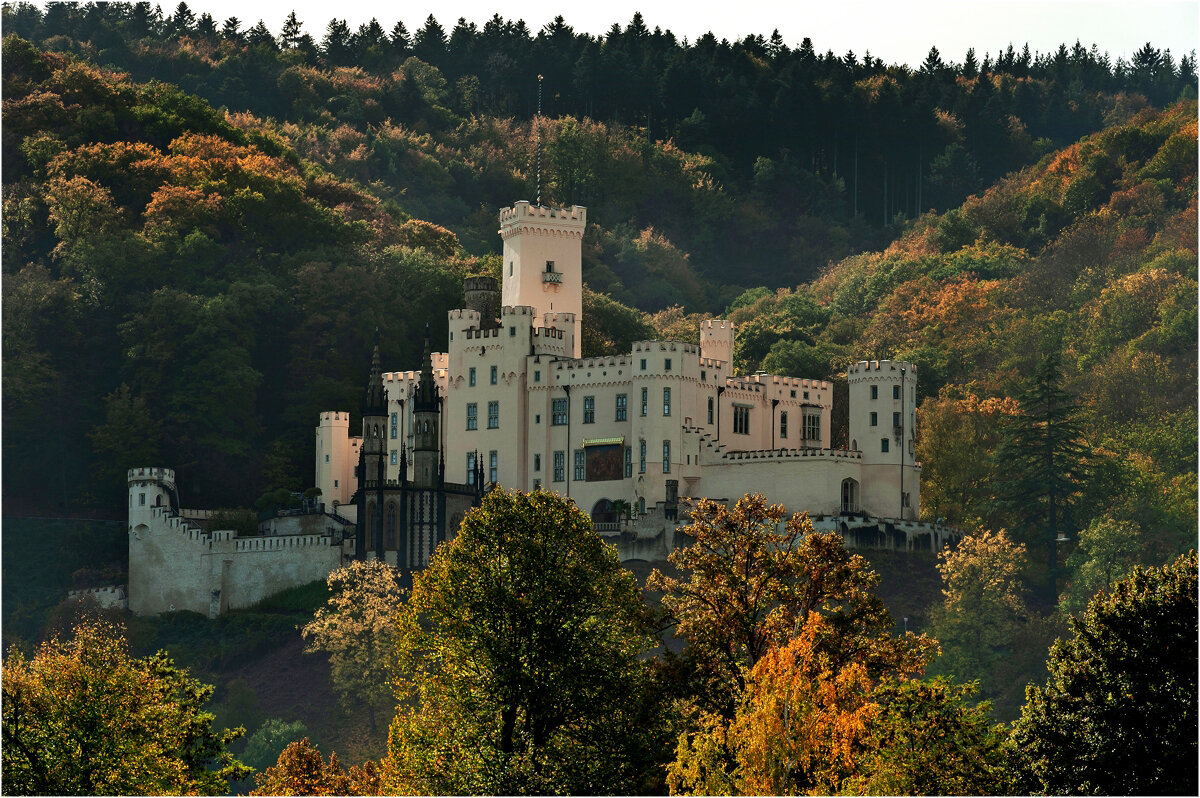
[585,444,623,482]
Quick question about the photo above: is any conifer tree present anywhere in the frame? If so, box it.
[993,351,1090,599]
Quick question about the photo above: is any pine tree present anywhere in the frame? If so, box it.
[279,11,303,49]
[993,351,1090,600]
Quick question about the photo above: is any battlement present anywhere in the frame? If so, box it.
[319,411,351,425]
[693,429,861,463]
[465,327,503,340]
[632,340,698,355]
[533,326,564,339]
[128,467,174,485]
[449,308,482,322]
[502,305,537,317]
[544,311,576,324]
[701,319,733,331]
[738,374,831,390]
[463,276,498,292]
[499,201,586,225]
[847,360,917,379]
[698,357,724,369]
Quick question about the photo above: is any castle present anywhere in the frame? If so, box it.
[126,200,956,618]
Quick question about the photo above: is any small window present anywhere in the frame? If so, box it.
[701,370,706,381]
[489,450,498,483]
[535,413,541,424]
[664,358,672,371]
[553,451,565,482]
[641,388,648,416]
[552,398,568,425]
[139,493,146,506]
[546,260,555,272]
[534,370,541,383]
[663,388,671,416]
[663,440,671,473]
[490,365,498,385]
[534,453,541,472]
[707,396,714,425]
[881,438,889,453]
[467,402,478,430]
[533,479,541,490]
[325,454,330,463]
[334,479,338,488]
[616,393,627,421]
[583,396,595,424]
[488,401,499,429]
[625,447,632,477]
[790,389,796,398]
[469,367,476,386]
[390,450,398,465]
[509,326,516,337]
[870,385,878,400]
[780,411,788,439]
[870,412,878,426]
[893,384,901,400]
[574,449,585,481]
[893,411,901,428]
[640,358,647,370]
[639,440,646,473]
[803,391,809,400]
[467,452,476,485]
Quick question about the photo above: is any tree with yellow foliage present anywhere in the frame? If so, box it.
[301,559,404,736]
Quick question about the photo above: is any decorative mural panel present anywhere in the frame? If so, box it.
[585,444,624,482]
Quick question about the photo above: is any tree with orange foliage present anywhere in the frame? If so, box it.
[251,737,380,796]
[648,494,933,713]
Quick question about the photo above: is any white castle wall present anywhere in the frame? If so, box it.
[128,468,351,618]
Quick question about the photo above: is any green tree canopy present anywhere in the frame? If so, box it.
[383,487,664,795]
[1011,552,1198,795]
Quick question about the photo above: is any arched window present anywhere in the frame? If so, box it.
[386,503,397,549]
[841,478,859,514]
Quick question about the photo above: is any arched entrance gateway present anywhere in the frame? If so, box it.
[591,498,618,526]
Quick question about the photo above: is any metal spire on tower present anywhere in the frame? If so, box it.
[536,74,543,206]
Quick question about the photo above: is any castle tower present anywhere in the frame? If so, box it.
[499,201,586,357]
[127,467,179,616]
[357,339,388,557]
[846,360,919,520]
[464,275,501,330]
[700,319,735,365]
[412,324,442,489]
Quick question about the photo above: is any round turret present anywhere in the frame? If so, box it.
[464,275,500,329]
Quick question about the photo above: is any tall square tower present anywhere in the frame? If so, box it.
[499,201,586,357]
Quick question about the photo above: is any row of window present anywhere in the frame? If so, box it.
[869,411,915,429]
[870,385,907,400]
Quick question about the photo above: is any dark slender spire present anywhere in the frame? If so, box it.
[362,333,387,415]
[414,323,438,412]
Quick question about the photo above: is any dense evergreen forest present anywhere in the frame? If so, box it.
[1,2,1195,613]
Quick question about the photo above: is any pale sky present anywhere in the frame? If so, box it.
[179,0,1198,67]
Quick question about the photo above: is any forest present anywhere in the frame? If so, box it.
[0,3,1196,793]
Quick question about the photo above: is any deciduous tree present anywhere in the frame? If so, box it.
[648,494,933,711]
[383,488,663,795]
[301,559,403,735]
[1,622,250,795]
[251,737,380,796]
[1011,552,1198,795]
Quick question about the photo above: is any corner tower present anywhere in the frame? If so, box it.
[499,201,586,357]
